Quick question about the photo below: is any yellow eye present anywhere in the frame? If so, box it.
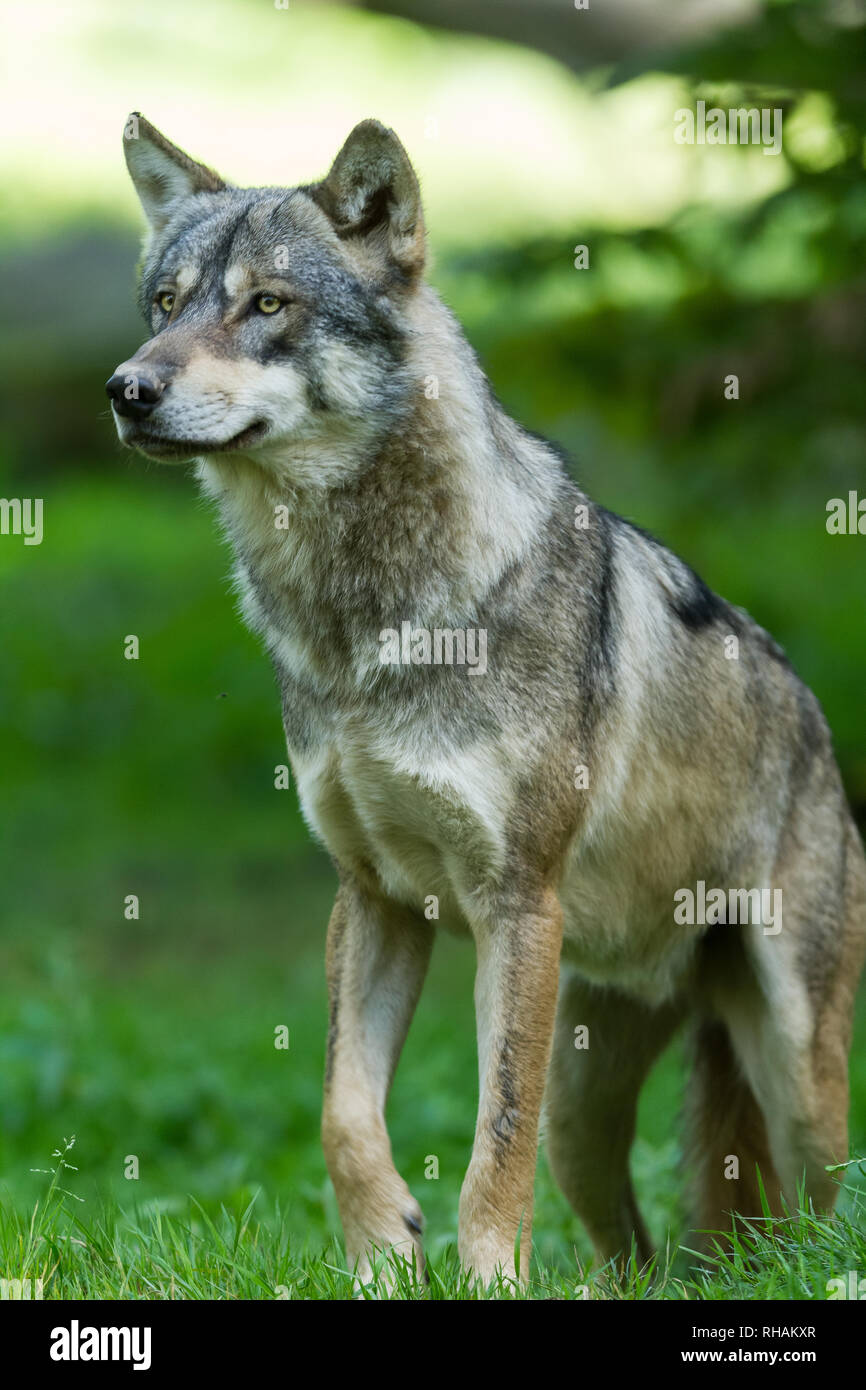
[157,291,175,313]
[256,294,282,315]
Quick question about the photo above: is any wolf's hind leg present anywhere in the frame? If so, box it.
[683,1017,784,1251]
[321,883,434,1290]
[705,817,866,1235]
[545,971,682,1268]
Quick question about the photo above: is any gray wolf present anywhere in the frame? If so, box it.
[108,112,866,1287]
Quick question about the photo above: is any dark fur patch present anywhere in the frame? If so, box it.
[603,509,732,632]
[324,905,347,1090]
[324,990,340,1089]
[667,568,727,630]
[593,508,619,669]
[492,1034,519,1165]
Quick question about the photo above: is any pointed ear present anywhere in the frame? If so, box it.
[122,112,225,237]
[309,120,425,281]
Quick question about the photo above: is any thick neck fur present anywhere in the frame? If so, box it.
[197,286,567,689]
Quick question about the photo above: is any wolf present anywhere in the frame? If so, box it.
[108,113,866,1288]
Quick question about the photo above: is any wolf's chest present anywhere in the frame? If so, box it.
[289,725,511,928]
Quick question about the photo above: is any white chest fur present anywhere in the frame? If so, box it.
[290,722,513,932]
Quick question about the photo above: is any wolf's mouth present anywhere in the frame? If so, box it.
[122,420,268,460]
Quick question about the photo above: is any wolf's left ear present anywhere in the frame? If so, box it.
[309,120,425,281]
[123,112,226,238]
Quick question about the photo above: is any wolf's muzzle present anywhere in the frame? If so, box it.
[105,370,164,419]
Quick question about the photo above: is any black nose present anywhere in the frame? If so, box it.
[105,371,163,419]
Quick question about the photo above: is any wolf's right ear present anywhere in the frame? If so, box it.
[308,120,426,281]
[122,112,225,239]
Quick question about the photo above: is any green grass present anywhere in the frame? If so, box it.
[2,1139,865,1299]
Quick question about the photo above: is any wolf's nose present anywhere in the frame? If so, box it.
[105,371,163,418]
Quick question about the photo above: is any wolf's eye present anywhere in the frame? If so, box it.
[157,292,175,313]
[256,294,282,315]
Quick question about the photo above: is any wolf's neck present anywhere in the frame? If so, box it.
[197,288,563,646]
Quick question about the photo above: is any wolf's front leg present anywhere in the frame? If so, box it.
[459,889,563,1285]
[321,882,434,1290]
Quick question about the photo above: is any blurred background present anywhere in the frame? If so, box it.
[1,0,864,1273]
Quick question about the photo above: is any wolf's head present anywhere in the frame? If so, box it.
[107,114,427,488]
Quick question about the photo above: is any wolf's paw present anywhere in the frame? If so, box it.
[349,1205,427,1298]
